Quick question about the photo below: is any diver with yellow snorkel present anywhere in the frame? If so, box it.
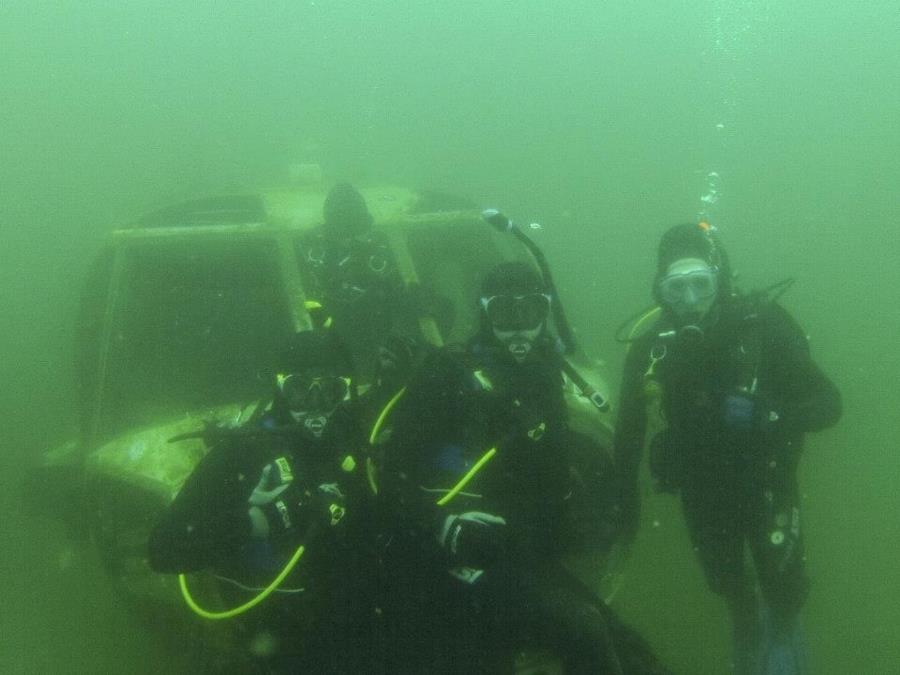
[148,327,380,673]
[376,246,670,673]
[612,222,842,675]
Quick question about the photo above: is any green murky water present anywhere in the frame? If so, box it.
[2,2,897,672]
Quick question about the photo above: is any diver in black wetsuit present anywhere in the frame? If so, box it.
[148,329,378,673]
[379,261,670,675]
[613,223,842,675]
[297,182,451,382]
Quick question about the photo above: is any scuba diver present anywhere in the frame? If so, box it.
[148,328,379,673]
[297,182,452,382]
[612,222,842,675]
[377,260,670,674]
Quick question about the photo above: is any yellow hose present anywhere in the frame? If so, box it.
[366,457,379,496]
[628,306,661,344]
[368,386,407,445]
[178,544,305,620]
[436,447,497,506]
[366,386,408,495]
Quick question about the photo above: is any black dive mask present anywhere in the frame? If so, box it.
[657,259,719,327]
[481,293,551,332]
[277,374,352,438]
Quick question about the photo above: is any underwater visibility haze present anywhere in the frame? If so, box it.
[1,1,898,673]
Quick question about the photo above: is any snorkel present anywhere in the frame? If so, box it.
[482,209,579,355]
[481,209,609,411]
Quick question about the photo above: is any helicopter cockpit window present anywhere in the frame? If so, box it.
[96,239,293,439]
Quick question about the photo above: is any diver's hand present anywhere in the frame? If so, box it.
[314,482,348,529]
[248,463,293,506]
[247,462,297,539]
[723,392,758,432]
[438,511,507,567]
[723,392,782,433]
[377,334,417,379]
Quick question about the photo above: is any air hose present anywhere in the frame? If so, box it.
[178,544,306,620]
[436,447,497,506]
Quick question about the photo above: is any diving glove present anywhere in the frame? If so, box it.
[248,460,348,540]
[438,511,507,568]
[723,392,781,433]
[723,393,758,432]
[248,459,297,539]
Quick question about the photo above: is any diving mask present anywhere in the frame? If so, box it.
[277,374,352,415]
[658,259,718,320]
[481,293,551,332]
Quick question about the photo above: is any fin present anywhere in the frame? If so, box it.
[759,605,808,675]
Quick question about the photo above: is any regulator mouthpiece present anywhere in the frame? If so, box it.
[482,208,514,233]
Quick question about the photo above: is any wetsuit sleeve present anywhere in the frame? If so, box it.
[612,337,651,542]
[381,349,463,547]
[147,440,256,574]
[764,303,842,434]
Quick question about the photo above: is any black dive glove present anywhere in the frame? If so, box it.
[378,334,417,373]
[437,511,507,568]
[376,333,422,391]
[247,460,347,541]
